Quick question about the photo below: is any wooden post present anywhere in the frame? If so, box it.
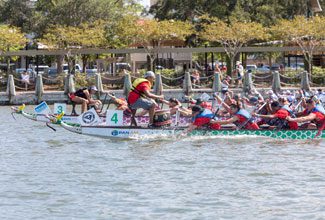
[35,74,44,103]
[183,72,193,96]
[6,74,16,103]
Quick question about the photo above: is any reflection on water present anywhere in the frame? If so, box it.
[0,106,324,219]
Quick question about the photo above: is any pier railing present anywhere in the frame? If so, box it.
[1,69,324,104]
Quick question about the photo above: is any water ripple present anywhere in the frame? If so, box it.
[0,106,324,219]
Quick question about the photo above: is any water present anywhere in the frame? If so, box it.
[1,106,324,220]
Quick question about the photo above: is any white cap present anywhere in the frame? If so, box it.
[236,61,241,65]
[144,71,155,79]
[90,86,98,91]
[267,90,274,95]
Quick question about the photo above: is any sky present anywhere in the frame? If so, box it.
[139,0,150,7]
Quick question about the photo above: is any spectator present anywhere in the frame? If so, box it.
[21,71,30,91]
[221,75,231,90]
[191,70,201,85]
[220,64,227,74]
[235,61,244,88]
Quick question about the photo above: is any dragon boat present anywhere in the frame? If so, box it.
[11,104,192,126]
[49,113,324,140]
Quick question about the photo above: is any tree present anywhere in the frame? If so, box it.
[0,0,34,33]
[107,16,193,71]
[149,0,325,26]
[0,25,27,75]
[200,17,268,81]
[270,15,325,75]
[40,21,107,73]
[33,0,141,37]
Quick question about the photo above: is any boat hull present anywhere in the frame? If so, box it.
[15,110,191,126]
[60,122,325,140]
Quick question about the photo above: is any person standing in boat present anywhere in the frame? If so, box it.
[211,102,259,130]
[286,97,325,129]
[253,101,298,130]
[127,71,164,127]
[184,105,221,133]
[70,86,102,113]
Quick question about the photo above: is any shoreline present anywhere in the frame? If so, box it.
[1,87,324,106]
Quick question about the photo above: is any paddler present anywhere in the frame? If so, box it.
[127,71,164,127]
[69,86,102,113]
[211,102,259,130]
[161,98,192,116]
[184,105,221,133]
[253,101,298,130]
[194,98,213,110]
[286,97,325,129]
[109,95,130,114]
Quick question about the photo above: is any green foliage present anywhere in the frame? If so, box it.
[150,0,325,26]
[160,68,176,77]
[56,73,96,90]
[74,73,96,89]
[0,0,142,38]
[41,21,107,49]
[0,25,27,52]
[0,0,34,33]
[312,67,325,84]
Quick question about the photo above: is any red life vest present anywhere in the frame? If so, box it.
[127,78,152,105]
[235,109,259,130]
[304,105,325,127]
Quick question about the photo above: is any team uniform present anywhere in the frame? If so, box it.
[272,106,298,129]
[192,109,220,130]
[303,104,325,128]
[234,109,259,130]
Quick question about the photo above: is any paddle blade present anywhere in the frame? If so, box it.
[314,120,325,139]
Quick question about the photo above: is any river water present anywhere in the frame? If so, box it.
[0,106,324,220]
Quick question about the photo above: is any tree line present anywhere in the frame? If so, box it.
[0,0,324,76]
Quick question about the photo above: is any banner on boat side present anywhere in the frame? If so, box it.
[53,103,67,115]
[34,101,52,115]
[78,108,101,126]
[106,110,123,126]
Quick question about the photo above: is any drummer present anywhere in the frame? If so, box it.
[127,71,164,127]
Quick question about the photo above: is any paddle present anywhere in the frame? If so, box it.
[46,122,56,131]
[100,92,109,112]
[255,102,267,114]
[294,100,303,111]
[104,93,117,112]
[238,102,267,131]
[314,120,325,139]
[212,94,226,118]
